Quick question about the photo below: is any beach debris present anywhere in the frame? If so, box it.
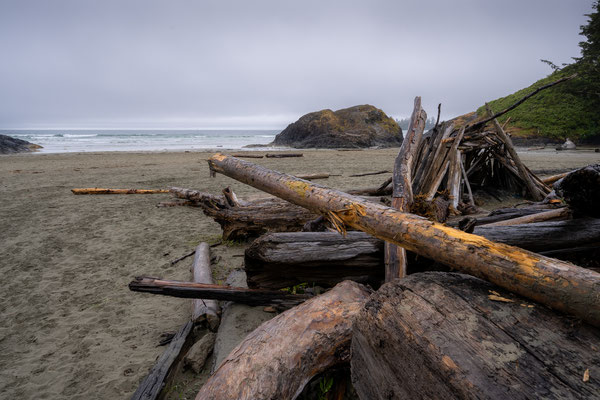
[231,153,264,158]
[183,332,217,374]
[129,277,311,309]
[131,321,194,400]
[349,170,390,177]
[584,368,590,383]
[71,188,169,195]
[207,152,600,327]
[553,164,600,217]
[170,249,196,265]
[385,97,427,281]
[244,231,383,290]
[351,272,600,399]
[191,243,220,331]
[265,152,303,158]
[195,281,370,399]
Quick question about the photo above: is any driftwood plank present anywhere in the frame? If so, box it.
[131,321,194,400]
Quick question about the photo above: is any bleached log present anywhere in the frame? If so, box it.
[191,243,220,331]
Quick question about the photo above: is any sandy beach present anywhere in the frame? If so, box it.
[1,148,599,399]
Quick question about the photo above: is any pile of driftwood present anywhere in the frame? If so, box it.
[77,80,599,398]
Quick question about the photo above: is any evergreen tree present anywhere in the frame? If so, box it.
[575,1,600,101]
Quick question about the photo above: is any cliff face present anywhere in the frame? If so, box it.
[0,134,42,154]
[272,105,402,148]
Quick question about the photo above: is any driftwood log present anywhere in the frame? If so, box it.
[385,96,427,281]
[191,243,220,330]
[72,188,169,195]
[351,272,600,399]
[195,280,371,400]
[169,187,317,240]
[131,321,194,400]
[244,232,384,289]
[207,154,600,327]
[265,153,303,158]
[129,277,310,309]
[484,207,570,226]
[554,164,600,217]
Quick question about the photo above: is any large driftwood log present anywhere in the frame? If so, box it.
[244,232,384,289]
[485,207,570,226]
[191,243,220,330]
[129,277,310,309]
[207,154,600,326]
[195,280,371,400]
[385,96,427,281]
[351,272,600,399]
[554,164,600,217]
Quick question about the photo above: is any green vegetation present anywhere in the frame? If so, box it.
[476,2,600,141]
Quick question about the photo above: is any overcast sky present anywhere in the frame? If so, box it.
[0,0,594,129]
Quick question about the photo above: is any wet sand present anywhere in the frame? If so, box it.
[0,148,598,399]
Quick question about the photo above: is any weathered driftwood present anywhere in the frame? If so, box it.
[351,272,600,399]
[485,207,570,226]
[485,103,546,201]
[131,321,194,400]
[451,207,555,227]
[244,232,383,289]
[542,170,571,185]
[349,170,390,177]
[385,97,427,281]
[191,243,220,330]
[195,280,371,400]
[473,218,600,253]
[295,173,330,180]
[231,153,264,158]
[554,164,600,217]
[207,154,600,327]
[71,188,169,195]
[169,187,317,240]
[129,277,310,309]
[265,153,303,158]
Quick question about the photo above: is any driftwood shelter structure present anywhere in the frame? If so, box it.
[73,77,600,399]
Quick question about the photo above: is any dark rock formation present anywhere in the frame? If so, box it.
[272,105,402,148]
[0,134,42,154]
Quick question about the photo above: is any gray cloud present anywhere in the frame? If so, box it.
[0,0,594,128]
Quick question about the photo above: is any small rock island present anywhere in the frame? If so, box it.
[0,134,42,154]
[272,105,402,148]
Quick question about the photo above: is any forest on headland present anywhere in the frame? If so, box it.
[477,1,599,142]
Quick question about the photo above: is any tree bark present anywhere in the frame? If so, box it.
[351,272,600,399]
[195,280,371,400]
[191,243,220,331]
[207,154,600,327]
[129,277,310,309]
[385,97,427,281]
[244,232,384,289]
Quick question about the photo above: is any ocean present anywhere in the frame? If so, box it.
[1,130,280,153]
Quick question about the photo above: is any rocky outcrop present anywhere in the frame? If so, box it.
[0,134,42,154]
[272,105,402,148]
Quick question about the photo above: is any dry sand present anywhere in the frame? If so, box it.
[0,147,598,399]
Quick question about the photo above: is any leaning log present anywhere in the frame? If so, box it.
[72,188,169,195]
[195,280,371,400]
[207,154,600,327]
[351,272,600,399]
[385,96,427,281]
[554,164,600,217]
[484,207,570,227]
[244,232,384,289]
[191,243,220,331]
[129,277,310,309]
